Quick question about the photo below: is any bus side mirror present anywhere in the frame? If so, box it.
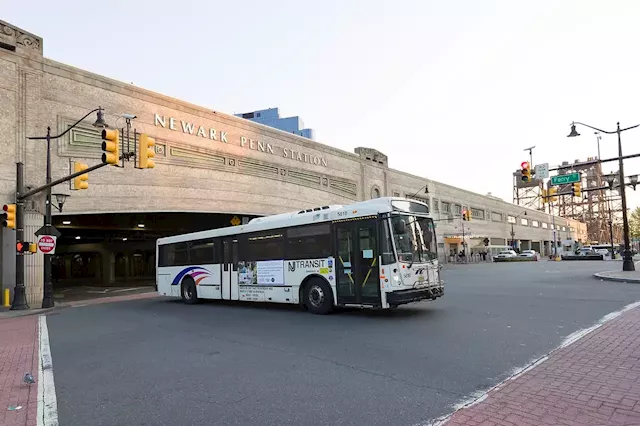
[393,220,405,234]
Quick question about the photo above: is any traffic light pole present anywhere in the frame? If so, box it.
[11,162,29,310]
[42,127,54,308]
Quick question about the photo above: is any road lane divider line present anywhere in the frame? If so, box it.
[37,315,58,426]
[417,299,640,426]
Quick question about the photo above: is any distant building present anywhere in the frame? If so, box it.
[234,108,316,140]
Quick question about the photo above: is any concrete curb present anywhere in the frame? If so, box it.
[593,271,640,283]
[0,306,57,320]
[0,290,159,319]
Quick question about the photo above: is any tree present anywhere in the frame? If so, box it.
[629,207,640,238]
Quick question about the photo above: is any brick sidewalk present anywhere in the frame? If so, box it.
[445,304,640,426]
[0,316,38,426]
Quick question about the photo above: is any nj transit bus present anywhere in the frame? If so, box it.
[156,197,443,314]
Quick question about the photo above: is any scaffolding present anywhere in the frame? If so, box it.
[546,157,624,244]
[513,170,544,211]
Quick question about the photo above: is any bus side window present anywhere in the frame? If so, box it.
[380,221,396,265]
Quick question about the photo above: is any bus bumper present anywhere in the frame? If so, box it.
[387,286,444,306]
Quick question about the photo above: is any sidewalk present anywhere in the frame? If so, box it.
[0,316,38,426]
[443,303,640,426]
[594,269,640,283]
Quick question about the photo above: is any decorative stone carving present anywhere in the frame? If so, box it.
[0,20,43,54]
[354,147,388,166]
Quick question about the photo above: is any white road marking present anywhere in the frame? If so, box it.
[37,315,58,426]
[417,299,640,426]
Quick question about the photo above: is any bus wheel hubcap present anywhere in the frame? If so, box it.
[309,285,324,307]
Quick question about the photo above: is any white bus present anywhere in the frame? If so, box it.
[155,197,443,314]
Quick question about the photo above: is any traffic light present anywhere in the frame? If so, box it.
[101,129,120,165]
[462,209,471,221]
[138,134,155,169]
[29,243,36,253]
[541,189,548,204]
[572,182,582,197]
[72,161,89,190]
[2,204,15,229]
[549,187,558,202]
[521,161,532,182]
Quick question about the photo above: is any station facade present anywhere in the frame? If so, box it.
[0,20,586,305]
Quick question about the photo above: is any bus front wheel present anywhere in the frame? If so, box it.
[303,278,333,315]
[181,277,199,304]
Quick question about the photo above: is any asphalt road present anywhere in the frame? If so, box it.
[47,261,640,426]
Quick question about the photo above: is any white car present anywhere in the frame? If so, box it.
[519,250,536,258]
[494,250,517,259]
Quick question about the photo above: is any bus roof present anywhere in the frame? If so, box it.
[157,197,429,245]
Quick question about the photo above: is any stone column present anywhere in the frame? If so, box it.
[101,251,115,286]
[23,211,44,306]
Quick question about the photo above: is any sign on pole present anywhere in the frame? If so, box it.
[535,163,549,179]
[550,172,581,186]
[37,235,57,255]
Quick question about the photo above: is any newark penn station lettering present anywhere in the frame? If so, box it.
[155,114,328,167]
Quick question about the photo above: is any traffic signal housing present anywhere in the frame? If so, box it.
[549,187,558,202]
[572,182,582,197]
[138,134,155,169]
[72,161,89,190]
[541,189,548,204]
[2,204,15,229]
[521,161,532,182]
[101,129,120,165]
[462,209,471,221]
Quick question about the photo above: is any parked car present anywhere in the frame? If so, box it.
[494,250,517,259]
[519,249,537,259]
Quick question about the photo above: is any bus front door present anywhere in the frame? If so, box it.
[222,238,239,300]
[335,219,381,307]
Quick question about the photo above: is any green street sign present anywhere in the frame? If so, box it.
[551,173,580,186]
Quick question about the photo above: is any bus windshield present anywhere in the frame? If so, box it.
[391,214,437,263]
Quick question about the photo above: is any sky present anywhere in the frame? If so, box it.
[6,0,640,210]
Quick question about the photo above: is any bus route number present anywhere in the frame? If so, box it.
[337,210,348,217]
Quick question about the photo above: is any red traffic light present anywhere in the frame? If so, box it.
[521,161,530,170]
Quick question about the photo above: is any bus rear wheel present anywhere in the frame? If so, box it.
[304,278,333,315]
[181,277,199,304]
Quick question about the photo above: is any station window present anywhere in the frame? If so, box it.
[507,215,516,224]
[471,208,485,220]
[433,199,439,213]
[286,224,332,260]
[492,212,503,222]
[542,222,548,229]
[441,202,451,213]
[453,204,462,215]
[521,218,528,226]
[532,221,539,228]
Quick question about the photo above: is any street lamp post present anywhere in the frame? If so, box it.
[27,107,107,309]
[509,211,527,251]
[568,121,638,271]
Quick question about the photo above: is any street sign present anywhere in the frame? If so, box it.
[551,172,580,186]
[230,216,241,226]
[535,163,549,179]
[37,235,57,254]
